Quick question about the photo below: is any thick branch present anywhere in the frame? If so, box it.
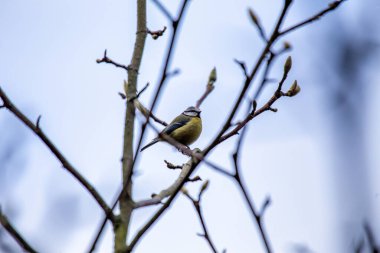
[89,1,190,249]
[0,207,38,253]
[90,1,148,252]
[115,0,148,252]
[134,158,194,208]
[0,87,114,223]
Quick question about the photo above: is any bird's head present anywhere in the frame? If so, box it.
[183,106,201,117]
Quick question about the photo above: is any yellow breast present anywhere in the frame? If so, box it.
[170,117,202,146]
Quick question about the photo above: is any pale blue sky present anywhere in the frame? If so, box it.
[1,0,379,252]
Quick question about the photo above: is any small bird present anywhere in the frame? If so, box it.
[141,106,202,151]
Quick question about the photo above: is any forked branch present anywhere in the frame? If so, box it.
[182,181,220,253]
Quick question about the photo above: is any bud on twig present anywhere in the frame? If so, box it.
[208,67,217,84]
[248,8,259,26]
[285,80,301,97]
[284,56,292,74]
[123,80,128,94]
[181,187,189,195]
[200,180,209,193]
[283,41,292,50]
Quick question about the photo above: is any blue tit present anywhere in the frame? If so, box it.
[140,106,202,151]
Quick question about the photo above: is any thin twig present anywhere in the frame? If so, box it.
[280,0,347,36]
[187,176,202,182]
[0,207,38,253]
[96,50,132,72]
[182,182,219,253]
[129,82,150,102]
[253,52,275,100]
[234,59,249,78]
[232,152,272,253]
[259,197,272,217]
[253,42,291,100]
[0,87,115,223]
[164,160,183,170]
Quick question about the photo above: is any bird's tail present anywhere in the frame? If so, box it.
[140,138,160,152]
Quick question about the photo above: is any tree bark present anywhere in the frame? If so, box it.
[114,0,147,252]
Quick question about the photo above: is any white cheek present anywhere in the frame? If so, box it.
[184,112,197,117]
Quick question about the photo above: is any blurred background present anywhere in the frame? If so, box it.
[1,0,379,252]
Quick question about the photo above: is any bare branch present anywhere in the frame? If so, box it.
[129,82,150,102]
[96,50,132,72]
[187,176,202,182]
[134,159,194,208]
[182,181,220,253]
[0,87,115,223]
[232,152,272,253]
[203,0,293,156]
[218,57,297,145]
[280,0,347,36]
[0,207,38,253]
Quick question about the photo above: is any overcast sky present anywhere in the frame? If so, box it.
[1,0,379,252]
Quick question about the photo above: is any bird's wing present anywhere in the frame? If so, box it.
[162,117,190,135]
